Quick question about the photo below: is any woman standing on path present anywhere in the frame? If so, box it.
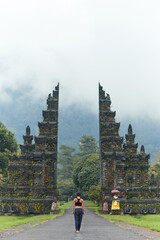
[72,192,85,233]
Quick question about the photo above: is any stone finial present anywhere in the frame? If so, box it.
[26,126,31,136]
[53,84,59,98]
[140,145,145,153]
[48,93,51,99]
[23,125,33,145]
[128,124,133,134]
[55,83,59,91]
[99,83,103,91]
[106,93,111,101]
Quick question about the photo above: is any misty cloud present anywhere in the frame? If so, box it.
[0,0,160,119]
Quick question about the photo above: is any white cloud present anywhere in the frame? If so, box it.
[0,0,160,118]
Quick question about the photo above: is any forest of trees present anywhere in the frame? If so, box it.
[57,135,101,203]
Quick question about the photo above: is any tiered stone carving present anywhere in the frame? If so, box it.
[0,84,59,215]
[99,84,160,214]
[123,124,150,188]
[99,84,123,194]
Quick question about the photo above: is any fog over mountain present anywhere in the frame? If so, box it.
[0,87,160,161]
[0,1,160,160]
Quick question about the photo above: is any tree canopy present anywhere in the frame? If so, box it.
[0,122,18,153]
[57,135,100,200]
[78,135,99,156]
[0,122,18,173]
[57,144,76,200]
[58,144,75,180]
[73,135,100,197]
[73,153,100,193]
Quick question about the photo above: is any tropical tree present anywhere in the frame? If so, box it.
[73,153,100,193]
[0,122,18,173]
[57,178,77,201]
[57,145,76,200]
[87,185,102,204]
[73,135,100,196]
[58,144,75,180]
[78,135,99,156]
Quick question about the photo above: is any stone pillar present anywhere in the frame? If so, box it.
[99,84,123,197]
[34,84,59,200]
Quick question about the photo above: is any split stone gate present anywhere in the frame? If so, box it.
[0,83,160,215]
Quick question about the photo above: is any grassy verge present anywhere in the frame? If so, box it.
[57,200,72,210]
[0,201,72,230]
[85,200,102,211]
[86,201,160,232]
[98,213,160,232]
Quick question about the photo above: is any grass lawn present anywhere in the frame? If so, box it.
[85,200,160,232]
[85,200,101,211]
[0,201,73,230]
[99,213,160,232]
[57,200,72,210]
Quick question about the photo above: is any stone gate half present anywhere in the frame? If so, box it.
[99,84,160,214]
[0,84,59,215]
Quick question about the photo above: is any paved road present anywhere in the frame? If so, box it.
[2,207,151,240]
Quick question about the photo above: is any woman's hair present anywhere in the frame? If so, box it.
[76,192,81,197]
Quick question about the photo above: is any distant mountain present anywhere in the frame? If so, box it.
[0,89,160,161]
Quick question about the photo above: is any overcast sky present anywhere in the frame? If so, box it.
[0,0,160,120]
